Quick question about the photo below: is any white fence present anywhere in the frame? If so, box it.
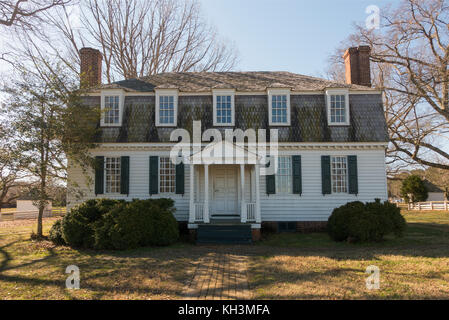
[407,201,449,211]
[0,207,66,221]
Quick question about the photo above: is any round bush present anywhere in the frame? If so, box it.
[49,220,65,245]
[94,199,179,250]
[62,199,123,248]
[327,199,406,243]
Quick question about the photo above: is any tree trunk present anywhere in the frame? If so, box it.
[37,205,44,237]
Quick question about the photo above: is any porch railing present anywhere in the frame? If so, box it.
[246,202,256,221]
[194,202,204,221]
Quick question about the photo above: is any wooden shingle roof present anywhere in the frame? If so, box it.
[100,71,376,93]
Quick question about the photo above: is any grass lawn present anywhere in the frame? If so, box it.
[0,210,449,299]
[250,210,449,299]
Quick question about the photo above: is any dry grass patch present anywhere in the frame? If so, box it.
[248,210,449,299]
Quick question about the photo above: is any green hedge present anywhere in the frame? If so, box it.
[327,199,406,242]
[48,220,65,245]
[51,198,179,250]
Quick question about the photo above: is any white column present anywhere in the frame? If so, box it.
[204,164,210,223]
[240,164,246,223]
[189,164,195,223]
[255,163,261,223]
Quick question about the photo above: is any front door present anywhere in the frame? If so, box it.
[212,167,238,216]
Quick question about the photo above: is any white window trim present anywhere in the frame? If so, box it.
[267,88,291,126]
[212,89,235,126]
[325,89,350,126]
[104,156,121,195]
[155,89,178,127]
[158,156,176,194]
[275,155,292,194]
[100,90,125,127]
[331,155,348,194]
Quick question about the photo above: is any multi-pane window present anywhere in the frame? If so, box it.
[159,157,175,193]
[271,95,288,124]
[105,157,121,193]
[216,95,232,124]
[159,96,175,125]
[331,156,347,193]
[330,95,346,123]
[276,156,292,193]
[104,96,120,124]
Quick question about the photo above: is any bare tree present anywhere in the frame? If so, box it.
[327,0,449,173]
[0,147,29,212]
[0,0,69,27]
[6,0,238,84]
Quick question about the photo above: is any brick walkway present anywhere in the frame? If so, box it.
[184,251,252,300]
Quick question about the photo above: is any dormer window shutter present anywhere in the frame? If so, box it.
[149,156,159,195]
[292,155,302,195]
[321,156,331,195]
[94,156,104,195]
[348,155,358,195]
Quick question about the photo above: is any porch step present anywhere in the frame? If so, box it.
[196,224,252,244]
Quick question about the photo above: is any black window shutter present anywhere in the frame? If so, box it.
[120,156,130,195]
[94,156,104,195]
[266,158,276,195]
[292,155,302,195]
[321,155,331,195]
[175,162,185,194]
[348,155,358,195]
[149,156,159,195]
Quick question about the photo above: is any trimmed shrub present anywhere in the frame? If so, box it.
[327,199,406,243]
[61,199,123,248]
[49,220,65,245]
[93,199,179,250]
[60,198,178,250]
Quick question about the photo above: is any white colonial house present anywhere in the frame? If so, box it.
[67,46,388,243]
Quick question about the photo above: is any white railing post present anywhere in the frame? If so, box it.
[445,201,448,211]
[204,164,210,223]
[431,202,434,210]
[418,202,421,210]
[240,164,246,223]
[255,163,261,223]
[189,164,195,223]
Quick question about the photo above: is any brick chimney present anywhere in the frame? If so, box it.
[343,45,371,87]
[80,47,102,88]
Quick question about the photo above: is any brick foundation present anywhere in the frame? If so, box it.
[262,221,327,234]
[251,229,261,241]
[189,229,197,243]
[296,221,327,233]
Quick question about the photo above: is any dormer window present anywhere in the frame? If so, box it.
[326,89,350,126]
[268,89,290,126]
[213,89,235,126]
[156,89,178,127]
[101,90,124,126]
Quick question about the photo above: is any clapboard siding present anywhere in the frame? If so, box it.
[259,149,387,221]
[67,147,387,222]
[67,150,190,221]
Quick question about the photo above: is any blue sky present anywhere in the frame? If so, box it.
[199,0,392,76]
